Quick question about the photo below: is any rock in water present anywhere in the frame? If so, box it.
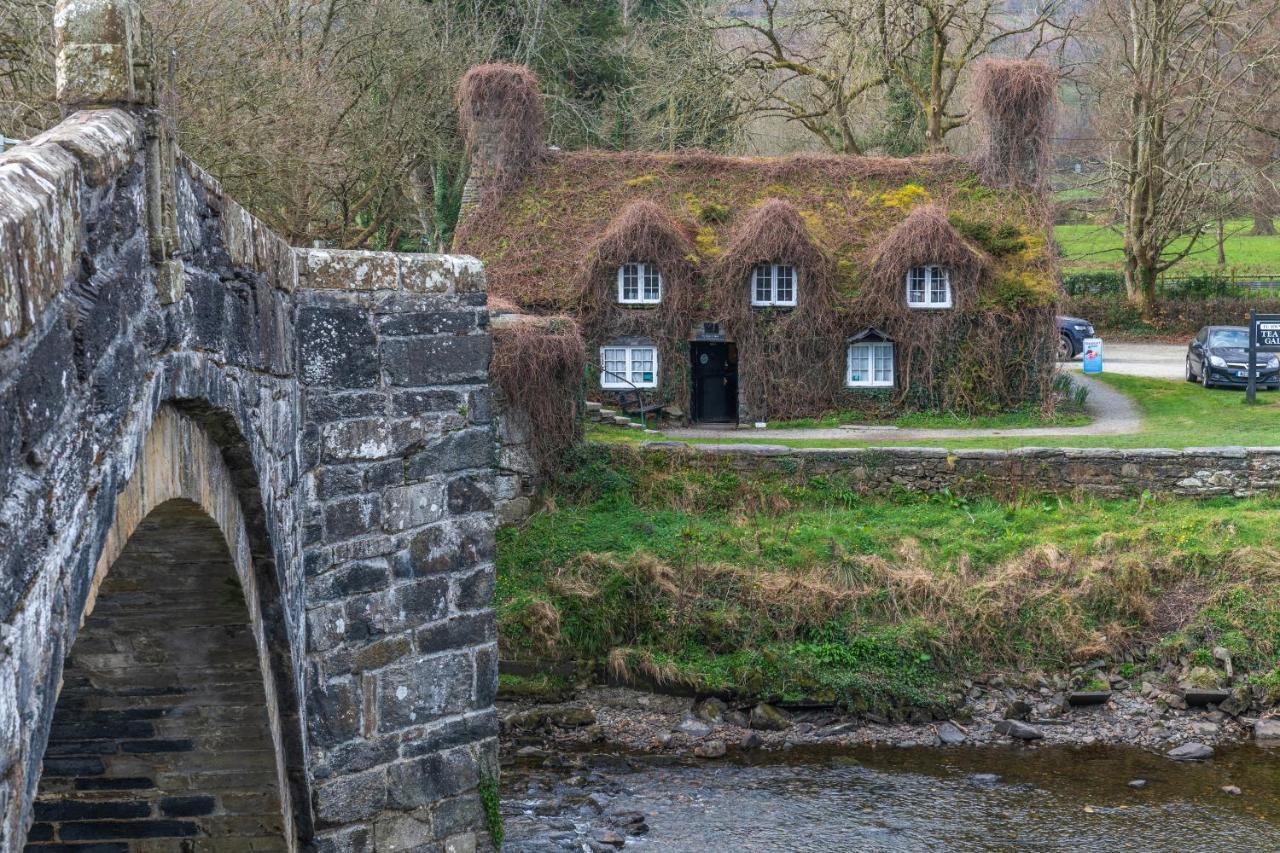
[1255,717,1280,742]
[694,739,727,759]
[675,716,713,737]
[994,719,1043,740]
[592,829,625,848]
[1167,742,1214,761]
[693,697,727,723]
[740,731,763,750]
[1221,785,1242,796]
[937,722,967,745]
[749,703,793,731]
[1003,700,1033,721]
[1127,779,1147,789]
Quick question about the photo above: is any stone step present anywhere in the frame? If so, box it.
[585,401,602,411]
[612,416,632,426]
[626,422,643,430]
[599,409,617,418]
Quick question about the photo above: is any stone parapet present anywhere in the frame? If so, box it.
[0,108,141,347]
[638,442,1280,498]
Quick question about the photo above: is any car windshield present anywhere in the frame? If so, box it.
[1208,329,1249,348]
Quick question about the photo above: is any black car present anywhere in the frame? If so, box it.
[1057,315,1094,360]
[1185,326,1280,389]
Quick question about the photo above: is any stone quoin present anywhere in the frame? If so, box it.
[0,1,498,850]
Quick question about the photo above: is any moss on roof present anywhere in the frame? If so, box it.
[455,149,1057,312]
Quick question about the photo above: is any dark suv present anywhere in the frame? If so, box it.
[1057,315,1094,360]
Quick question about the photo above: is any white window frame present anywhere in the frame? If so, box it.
[846,341,895,388]
[905,265,952,309]
[750,263,797,307]
[600,345,659,389]
[616,262,662,305]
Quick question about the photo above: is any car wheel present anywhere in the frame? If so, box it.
[1057,334,1074,361]
[1202,363,1213,388]
[1185,358,1196,383]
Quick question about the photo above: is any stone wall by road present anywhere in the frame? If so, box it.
[637,443,1280,498]
[0,4,500,847]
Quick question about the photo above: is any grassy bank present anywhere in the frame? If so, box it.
[591,374,1280,450]
[497,447,1280,715]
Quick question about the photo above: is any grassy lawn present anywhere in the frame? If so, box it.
[769,403,1090,431]
[589,374,1280,450]
[498,448,1280,713]
[1056,219,1280,276]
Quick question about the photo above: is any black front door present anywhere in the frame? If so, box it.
[691,342,738,423]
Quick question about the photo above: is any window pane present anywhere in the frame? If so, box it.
[620,264,639,301]
[754,265,772,303]
[908,267,926,303]
[874,344,893,383]
[775,265,794,303]
[602,348,626,383]
[630,348,655,384]
[643,265,661,301]
[929,266,948,304]
[848,345,870,383]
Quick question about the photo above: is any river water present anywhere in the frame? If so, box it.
[502,744,1280,851]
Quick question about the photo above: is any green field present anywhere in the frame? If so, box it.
[1056,220,1280,276]
[498,447,1280,712]
[592,374,1280,451]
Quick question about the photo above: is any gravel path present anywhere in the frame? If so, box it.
[1068,341,1187,381]
[663,373,1140,442]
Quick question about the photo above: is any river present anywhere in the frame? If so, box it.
[502,744,1280,851]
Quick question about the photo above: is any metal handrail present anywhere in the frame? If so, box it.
[600,369,651,431]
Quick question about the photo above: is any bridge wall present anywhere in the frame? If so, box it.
[0,10,498,848]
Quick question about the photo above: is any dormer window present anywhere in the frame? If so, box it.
[751,264,796,307]
[906,265,951,308]
[617,263,662,304]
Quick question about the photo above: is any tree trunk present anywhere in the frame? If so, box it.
[1123,250,1158,307]
[1252,212,1277,236]
[1217,219,1227,265]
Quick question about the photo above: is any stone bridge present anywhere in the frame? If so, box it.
[0,2,497,850]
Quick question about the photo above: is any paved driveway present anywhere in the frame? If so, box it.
[1068,341,1186,380]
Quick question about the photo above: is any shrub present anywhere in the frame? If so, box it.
[1062,271,1123,298]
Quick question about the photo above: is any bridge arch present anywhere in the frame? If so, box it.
[26,406,311,850]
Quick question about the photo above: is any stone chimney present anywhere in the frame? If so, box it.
[972,59,1057,191]
[456,63,545,209]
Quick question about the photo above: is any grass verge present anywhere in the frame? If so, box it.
[498,446,1280,715]
[589,374,1280,450]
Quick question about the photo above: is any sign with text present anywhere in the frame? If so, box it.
[1255,314,1280,351]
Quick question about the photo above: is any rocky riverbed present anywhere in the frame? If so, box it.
[498,669,1280,849]
[502,677,1279,758]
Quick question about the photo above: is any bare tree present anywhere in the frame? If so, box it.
[0,0,57,141]
[1088,0,1280,305]
[716,0,1066,153]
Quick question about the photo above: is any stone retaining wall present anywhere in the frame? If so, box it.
[639,442,1280,498]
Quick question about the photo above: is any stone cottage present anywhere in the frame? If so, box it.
[456,61,1060,426]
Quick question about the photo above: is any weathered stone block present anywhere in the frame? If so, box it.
[382,336,491,386]
[376,655,474,733]
[299,306,380,388]
[383,482,446,532]
[300,249,399,291]
[384,747,479,809]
